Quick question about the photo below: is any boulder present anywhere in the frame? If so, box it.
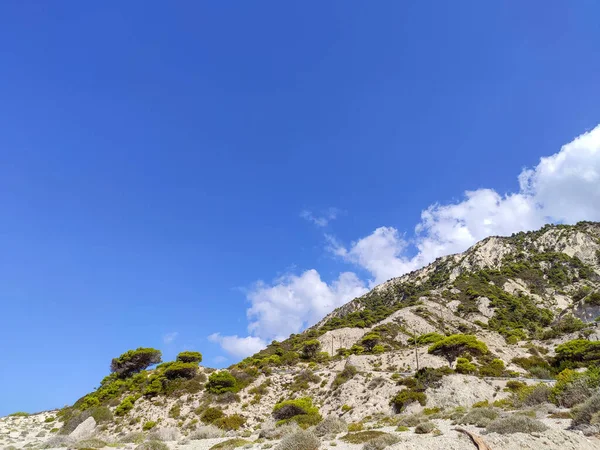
[70,416,96,440]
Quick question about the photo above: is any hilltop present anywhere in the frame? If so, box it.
[3,222,600,450]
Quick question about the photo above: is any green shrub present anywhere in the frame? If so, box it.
[552,368,600,407]
[506,380,527,392]
[275,430,319,450]
[571,392,600,426]
[519,383,551,406]
[585,292,600,306]
[290,370,321,392]
[341,431,388,444]
[8,412,30,417]
[213,414,246,431]
[313,416,347,437]
[409,333,444,345]
[59,410,92,435]
[119,432,145,443]
[210,439,251,450]
[372,345,385,354]
[176,351,203,363]
[206,371,237,394]
[143,421,157,431]
[362,433,400,450]
[414,421,436,434]
[479,359,505,377]
[341,405,352,413]
[115,396,136,416]
[555,339,600,368]
[457,408,498,427]
[347,422,364,432]
[134,441,169,450]
[486,415,547,434]
[201,407,224,424]
[333,364,357,388]
[169,404,181,418]
[111,348,162,378]
[360,333,381,352]
[390,389,426,413]
[428,334,488,364]
[163,361,198,380]
[273,397,321,427]
[88,406,113,423]
[455,357,477,374]
[73,438,108,449]
[301,340,321,360]
[189,425,223,439]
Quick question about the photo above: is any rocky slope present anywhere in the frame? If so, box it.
[3,222,600,450]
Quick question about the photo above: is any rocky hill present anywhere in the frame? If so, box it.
[3,222,600,450]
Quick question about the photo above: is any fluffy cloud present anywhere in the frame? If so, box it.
[208,333,267,359]
[211,124,600,360]
[335,125,600,281]
[300,208,341,227]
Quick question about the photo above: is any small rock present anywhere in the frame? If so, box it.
[70,417,96,440]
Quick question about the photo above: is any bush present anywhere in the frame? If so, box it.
[428,334,488,364]
[360,333,381,352]
[301,340,322,360]
[163,362,198,380]
[347,422,364,432]
[314,416,347,437]
[119,432,146,443]
[552,368,600,407]
[520,384,551,406]
[390,389,426,413]
[111,348,162,378]
[189,425,223,439]
[259,420,301,439]
[176,351,203,363]
[571,392,600,427]
[455,357,477,374]
[333,364,357,388]
[215,391,241,404]
[115,396,137,416]
[143,421,157,431]
[457,408,498,427]
[147,427,181,442]
[275,430,320,450]
[210,439,252,450]
[555,339,600,368]
[9,412,30,417]
[206,371,238,394]
[39,436,74,448]
[73,438,108,449]
[201,408,224,424]
[88,406,113,423]
[59,410,92,435]
[134,441,169,450]
[479,359,505,377]
[273,398,321,427]
[409,333,444,346]
[341,431,388,444]
[213,414,246,431]
[362,433,400,450]
[414,421,436,434]
[486,415,548,434]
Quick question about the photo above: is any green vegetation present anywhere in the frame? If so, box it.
[163,361,198,380]
[143,421,157,431]
[390,389,426,413]
[209,439,251,450]
[8,412,30,417]
[554,339,600,368]
[340,431,388,444]
[408,332,444,346]
[213,414,246,431]
[486,415,547,434]
[206,371,238,394]
[272,397,322,427]
[135,441,169,450]
[332,364,357,388]
[428,334,488,364]
[301,340,321,359]
[478,358,505,377]
[115,396,137,416]
[111,348,162,378]
[176,351,203,363]
[455,357,477,374]
[360,333,381,352]
[201,407,224,424]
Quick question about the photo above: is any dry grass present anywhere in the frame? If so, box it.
[274,430,320,450]
[486,415,547,434]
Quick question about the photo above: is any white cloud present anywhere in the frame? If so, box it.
[210,270,367,358]
[334,124,600,280]
[163,332,178,345]
[208,333,268,359]
[211,124,600,360]
[301,208,341,227]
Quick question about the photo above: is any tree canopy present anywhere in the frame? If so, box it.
[110,347,162,378]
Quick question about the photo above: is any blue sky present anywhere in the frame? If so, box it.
[1,1,600,416]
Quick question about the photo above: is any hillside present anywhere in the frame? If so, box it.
[3,222,600,450]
